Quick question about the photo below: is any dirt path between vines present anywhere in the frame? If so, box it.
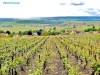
[43,38,66,75]
[20,39,47,75]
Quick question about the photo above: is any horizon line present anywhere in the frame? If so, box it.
[0,16,100,19]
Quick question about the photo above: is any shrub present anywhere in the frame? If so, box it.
[39,29,43,32]
[19,31,23,35]
[41,31,49,36]
[6,31,10,34]
[53,27,56,31]
[84,28,97,32]
[84,29,89,32]
[93,25,95,29]
[28,30,32,35]
[9,33,13,37]
[51,31,60,35]
[33,30,38,33]
[60,29,65,33]
[37,31,41,36]
[97,28,100,31]
[0,30,5,33]
[23,31,28,35]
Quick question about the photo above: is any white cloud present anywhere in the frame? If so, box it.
[0,0,100,18]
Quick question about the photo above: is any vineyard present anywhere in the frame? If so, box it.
[0,35,100,75]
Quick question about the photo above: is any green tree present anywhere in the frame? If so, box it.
[0,30,5,33]
[93,25,95,29]
[53,27,56,31]
[41,31,49,36]
[9,33,13,37]
[48,28,52,35]
[28,30,32,35]
[23,31,28,35]
[19,31,23,35]
[33,30,38,33]
[60,29,65,33]
[6,31,10,34]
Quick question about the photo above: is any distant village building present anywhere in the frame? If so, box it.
[70,30,76,35]
[0,33,8,37]
[70,25,81,34]
[32,33,37,36]
[93,31,98,34]
[98,31,100,33]
[74,30,81,34]
[13,34,18,37]
[20,35,24,38]
[89,31,93,34]
[43,26,46,30]
[73,25,76,31]
[85,32,89,34]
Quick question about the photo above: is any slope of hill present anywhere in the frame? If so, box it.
[0,16,100,25]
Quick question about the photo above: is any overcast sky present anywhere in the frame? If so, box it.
[0,0,100,18]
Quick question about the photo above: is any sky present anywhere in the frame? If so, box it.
[0,0,100,18]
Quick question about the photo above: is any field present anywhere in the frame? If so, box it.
[0,34,100,75]
[0,22,100,33]
[0,17,100,75]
